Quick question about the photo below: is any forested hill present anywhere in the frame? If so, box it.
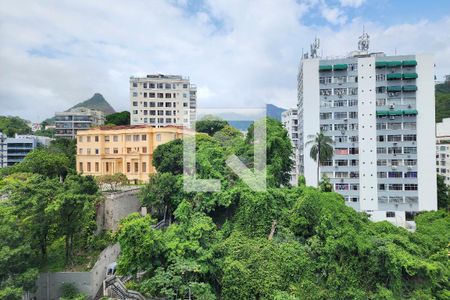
[436,82,450,122]
[70,93,116,115]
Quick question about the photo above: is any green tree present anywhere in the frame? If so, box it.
[305,131,334,186]
[0,205,39,298]
[195,116,229,136]
[96,173,128,191]
[437,175,450,211]
[319,174,333,192]
[105,111,130,126]
[50,175,99,262]
[0,116,31,137]
[153,139,184,175]
[140,173,183,222]
[48,138,77,170]
[14,148,71,179]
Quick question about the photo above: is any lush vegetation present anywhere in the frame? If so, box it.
[436,82,450,122]
[0,116,31,137]
[105,111,130,126]
[116,117,450,299]
[0,144,105,298]
[437,175,450,211]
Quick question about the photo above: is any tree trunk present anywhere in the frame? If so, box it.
[317,145,321,187]
[268,220,277,240]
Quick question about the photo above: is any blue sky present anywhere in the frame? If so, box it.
[1,0,450,122]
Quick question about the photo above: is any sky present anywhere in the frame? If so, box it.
[1,0,450,122]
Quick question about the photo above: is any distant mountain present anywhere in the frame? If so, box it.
[43,93,116,124]
[266,104,286,121]
[70,93,116,115]
[436,82,450,123]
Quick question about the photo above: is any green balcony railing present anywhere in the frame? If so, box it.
[387,86,402,92]
[386,61,402,68]
[403,60,417,67]
[403,109,418,116]
[403,73,418,79]
[387,73,402,80]
[403,85,417,92]
[333,64,348,71]
[319,65,332,71]
[376,61,387,68]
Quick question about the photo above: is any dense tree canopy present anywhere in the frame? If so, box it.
[195,117,229,136]
[117,117,450,299]
[105,111,130,126]
[0,116,31,137]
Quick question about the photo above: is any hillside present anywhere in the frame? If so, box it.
[435,82,450,122]
[43,93,116,124]
[266,103,286,121]
[70,93,116,115]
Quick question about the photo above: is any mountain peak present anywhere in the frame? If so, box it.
[69,93,116,115]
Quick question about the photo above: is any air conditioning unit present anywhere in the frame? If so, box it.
[408,104,412,108]
[392,166,397,170]
[407,166,413,170]
[340,178,344,183]
[390,104,395,109]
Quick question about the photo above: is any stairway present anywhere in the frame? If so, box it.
[104,275,146,300]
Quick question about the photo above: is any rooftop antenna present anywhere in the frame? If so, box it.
[358,26,369,52]
[310,37,320,58]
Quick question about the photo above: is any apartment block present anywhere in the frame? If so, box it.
[281,108,300,185]
[130,74,197,128]
[0,133,53,167]
[76,125,186,183]
[55,107,105,139]
[436,118,450,184]
[298,49,436,224]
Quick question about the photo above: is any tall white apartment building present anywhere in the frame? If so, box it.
[55,107,105,139]
[436,118,450,184]
[130,74,197,128]
[281,108,300,185]
[298,41,436,224]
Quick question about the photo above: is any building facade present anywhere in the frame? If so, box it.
[298,50,436,224]
[0,134,53,167]
[55,107,105,139]
[130,74,197,128]
[76,125,186,182]
[436,118,450,184]
[281,108,300,185]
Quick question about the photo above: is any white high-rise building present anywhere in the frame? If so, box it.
[281,108,300,185]
[130,74,197,128]
[297,40,436,224]
[436,118,450,184]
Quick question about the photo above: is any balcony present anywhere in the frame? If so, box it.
[387,86,402,92]
[376,61,387,68]
[319,65,332,72]
[403,85,417,92]
[386,61,402,68]
[386,73,402,80]
[333,64,348,71]
[403,73,418,79]
[403,60,417,67]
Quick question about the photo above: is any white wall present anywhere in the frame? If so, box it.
[301,59,320,186]
[416,54,437,211]
[357,57,378,211]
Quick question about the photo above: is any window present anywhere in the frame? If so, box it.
[404,147,417,154]
[165,83,171,89]
[157,83,164,88]
[79,162,83,171]
[404,171,417,178]
[149,83,155,88]
[377,147,387,154]
[377,135,385,142]
[335,172,349,178]
[143,83,147,88]
[127,147,131,154]
[144,92,147,98]
[389,184,403,191]
[127,162,131,173]
[388,147,402,154]
[334,112,347,119]
[376,74,386,81]
[377,159,387,166]
[113,135,119,142]
[403,134,416,142]
[376,98,386,106]
[142,162,147,173]
[335,148,349,155]
[133,135,140,142]
[348,99,358,106]
[319,76,332,84]
[95,136,99,142]
[79,148,83,154]
[156,134,161,142]
[335,183,349,190]
[349,87,358,95]
[388,123,402,130]
[165,93,172,98]
[349,111,358,118]
[142,147,147,153]
[349,147,359,154]
[87,136,91,142]
[388,171,403,178]
[335,136,347,143]
[95,162,99,172]
[320,112,332,120]
[377,123,387,130]
[334,76,347,84]
[132,82,138,87]
[390,159,401,166]
[157,93,164,98]
[334,100,347,107]
[334,88,347,96]
[376,86,386,94]
[404,159,417,166]
[387,135,401,142]
[386,212,395,218]
[105,148,110,154]
[105,135,110,142]
[126,135,131,141]
[113,148,119,154]
[133,92,138,97]
[405,184,418,191]
[320,124,332,131]
[377,172,387,178]
[134,162,139,173]
[87,162,91,172]
[95,149,99,155]
[87,148,91,155]
[320,89,332,96]
[403,122,416,130]
[78,136,83,143]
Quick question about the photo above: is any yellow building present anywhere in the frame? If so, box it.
[76,125,187,182]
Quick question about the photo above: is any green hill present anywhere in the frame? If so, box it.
[436,82,450,122]
[70,93,115,115]
[43,93,115,124]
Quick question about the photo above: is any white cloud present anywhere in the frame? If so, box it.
[339,0,366,8]
[0,1,449,122]
[319,2,348,25]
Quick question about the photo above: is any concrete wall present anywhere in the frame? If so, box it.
[33,244,120,300]
[96,186,142,232]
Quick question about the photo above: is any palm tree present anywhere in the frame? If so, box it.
[305,131,334,186]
